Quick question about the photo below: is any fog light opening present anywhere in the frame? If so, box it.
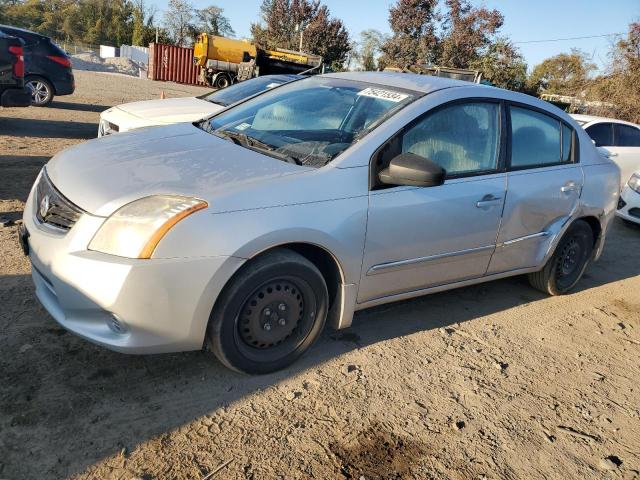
[107,314,127,334]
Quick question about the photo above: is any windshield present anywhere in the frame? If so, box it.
[201,76,297,107]
[199,76,417,168]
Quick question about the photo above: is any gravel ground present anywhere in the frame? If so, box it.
[1,71,639,480]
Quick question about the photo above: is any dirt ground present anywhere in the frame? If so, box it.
[1,71,639,480]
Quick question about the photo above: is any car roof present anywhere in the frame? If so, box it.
[571,113,640,128]
[0,25,47,40]
[320,71,481,94]
[259,74,300,82]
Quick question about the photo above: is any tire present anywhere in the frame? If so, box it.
[208,249,329,374]
[214,74,231,89]
[25,76,54,106]
[528,220,594,295]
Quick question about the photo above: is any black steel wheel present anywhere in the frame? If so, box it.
[208,249,328,374]
[528,220,594,295]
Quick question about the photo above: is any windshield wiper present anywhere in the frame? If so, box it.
[216,129,301,165]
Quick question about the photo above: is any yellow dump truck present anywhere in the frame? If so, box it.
[193,33,323,88]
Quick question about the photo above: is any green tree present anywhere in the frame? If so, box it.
[379,0,438,68]
[470,38,527,90]
[438,0,503,68]
[251,0,351,70]
[587,23,640,123]
[380,0,505,72]
[527,49,596,95]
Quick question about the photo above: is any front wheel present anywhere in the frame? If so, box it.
[528,220,594,295]
[208,249,328,374]
[25,76,54,106]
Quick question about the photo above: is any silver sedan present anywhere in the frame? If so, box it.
[20,72,620,373]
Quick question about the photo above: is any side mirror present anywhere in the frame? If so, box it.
[379,152,446,187]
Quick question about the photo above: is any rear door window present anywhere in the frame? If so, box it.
[585,123,614,147]
[509,106,573,168]
[614,124,640,147]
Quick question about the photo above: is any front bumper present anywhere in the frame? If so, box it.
[22,185,245,353]
[616,186,640,225]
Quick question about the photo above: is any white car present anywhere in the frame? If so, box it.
[617,171,640,225]
[572,114,640,188]
[97,74,300,137]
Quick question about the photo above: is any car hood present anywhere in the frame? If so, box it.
[114,97,224,124]
[46,123,308,216]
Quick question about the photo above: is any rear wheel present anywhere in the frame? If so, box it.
[213,73,231,89]
[208,249,328,374]
[25,76,54,106]
[528,220,594,295]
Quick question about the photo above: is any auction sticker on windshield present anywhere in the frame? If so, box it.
[357,87,409,103]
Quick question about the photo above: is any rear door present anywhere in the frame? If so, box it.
[611,123,640,186]
[488,104,583,274]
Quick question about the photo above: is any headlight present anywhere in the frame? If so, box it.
[89,195,207,259]
[628,173,640,194]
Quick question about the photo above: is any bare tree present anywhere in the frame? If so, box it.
[194,5,234,38]
[163,0,194,47]
[359,29,385,71]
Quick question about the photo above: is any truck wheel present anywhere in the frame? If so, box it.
[214,74,231,89]
[25,76,54,106]
[208,249,328,374]
[528,220,594,295]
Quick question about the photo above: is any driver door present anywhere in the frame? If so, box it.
[358,100,507,303]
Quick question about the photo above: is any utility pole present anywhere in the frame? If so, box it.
[296,21,307,53]
[299,27,304,53]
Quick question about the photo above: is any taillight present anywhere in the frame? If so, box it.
[8,45,24,77]
[46,55,71,68]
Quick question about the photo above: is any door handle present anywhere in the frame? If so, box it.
[561,182,580,193]
[476,194,502,209]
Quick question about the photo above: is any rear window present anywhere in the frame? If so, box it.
[43,39,67,56]
[201,76,296,107]
[585,123,613,147]
[614,124,640,147]
[510,106,574,168]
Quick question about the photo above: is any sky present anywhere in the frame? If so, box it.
[149,0,640,70]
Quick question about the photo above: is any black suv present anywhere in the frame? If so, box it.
[0,25,74,106]
[0,30,30,107]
